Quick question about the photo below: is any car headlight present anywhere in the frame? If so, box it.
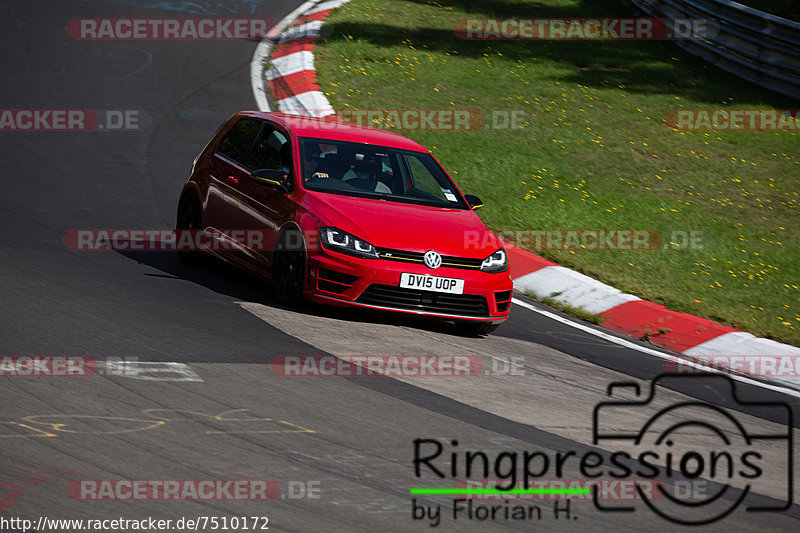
[320,227,379,259]
[480,248,507,272]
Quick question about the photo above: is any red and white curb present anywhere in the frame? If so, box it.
[250,0,800,391]
[505,244,800,390]
[251,0,347,116]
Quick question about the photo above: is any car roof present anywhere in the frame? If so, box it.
[234,111,429,153]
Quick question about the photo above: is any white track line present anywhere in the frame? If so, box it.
[511,297,800,398]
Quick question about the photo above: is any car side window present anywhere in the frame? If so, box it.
[243,127,289,171]
[403,154,457,204]
[217,118,262,165]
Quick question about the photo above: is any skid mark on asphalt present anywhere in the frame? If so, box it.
[20,415,165,435]
[0,409,313,438]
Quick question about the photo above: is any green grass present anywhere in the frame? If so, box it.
[313,0,800,346]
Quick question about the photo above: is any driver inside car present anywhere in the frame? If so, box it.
[303,143,330,179]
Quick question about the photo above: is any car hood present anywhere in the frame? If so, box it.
[302,191,502,258]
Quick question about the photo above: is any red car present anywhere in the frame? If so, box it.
[176,111,512,335]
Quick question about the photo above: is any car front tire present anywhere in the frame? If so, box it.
[272,231,306,307]
[176,192,209,264]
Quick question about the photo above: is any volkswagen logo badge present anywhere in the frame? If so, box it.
[424,250,442,269]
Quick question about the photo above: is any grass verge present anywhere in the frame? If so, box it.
[313,0,800,346]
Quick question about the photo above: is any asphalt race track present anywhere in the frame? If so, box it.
[0,1,798,532]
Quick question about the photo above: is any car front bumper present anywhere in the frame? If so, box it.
[305,248,513,323]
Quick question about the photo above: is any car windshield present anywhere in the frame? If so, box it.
[299,137,468,209]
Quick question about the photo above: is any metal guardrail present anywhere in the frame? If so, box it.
[624,0,800,100]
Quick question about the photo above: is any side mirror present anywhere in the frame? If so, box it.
[464,194,483,211]
[252,169,289,193]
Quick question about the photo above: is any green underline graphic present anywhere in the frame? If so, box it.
[410,487,590,496]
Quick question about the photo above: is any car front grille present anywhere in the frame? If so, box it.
[357,284,490,317]
[376,248,484,271]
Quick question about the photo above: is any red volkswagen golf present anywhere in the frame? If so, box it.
[176,111,512,335]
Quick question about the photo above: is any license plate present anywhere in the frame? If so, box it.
[399,273,465,294]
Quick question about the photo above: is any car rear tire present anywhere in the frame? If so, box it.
[272,231,306,307]
[176,192,209,264]
[456,322,499,337]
